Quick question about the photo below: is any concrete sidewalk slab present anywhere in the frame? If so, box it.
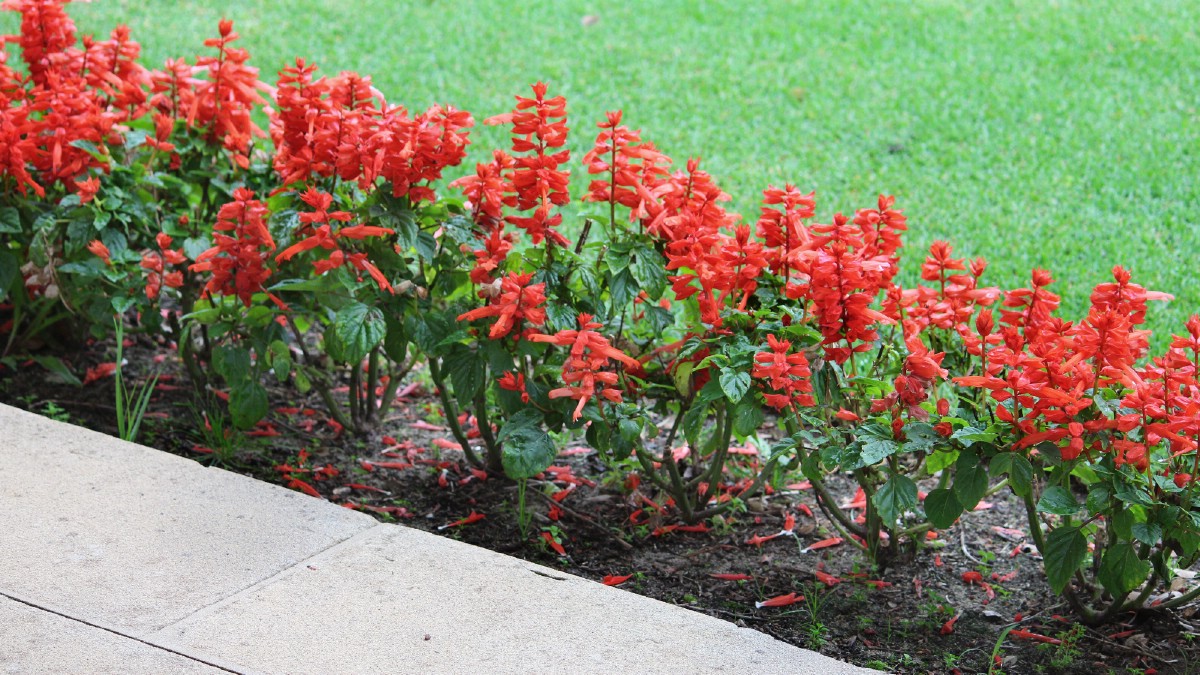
[152,525,870,674]
[0,596,223,673]
[0,404,375,635]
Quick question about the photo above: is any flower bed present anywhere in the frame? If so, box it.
[2,2,1199,672]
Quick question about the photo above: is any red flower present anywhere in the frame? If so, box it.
[456,272,547,340]
[497,371,530,403]
[486,82,571,247]
[187,19,271,168]
[752,334,815,409]
[529,313,638,421]
[190,188,277,307]
[86,239,110,265]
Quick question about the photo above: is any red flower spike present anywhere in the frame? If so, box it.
[457,272,547,340]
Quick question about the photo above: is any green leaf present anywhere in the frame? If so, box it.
[32,356,82,386]
[856,425,901,467]
[1043,526,1088,594]
[1098,542,1150,597]
[951,425,997,447]
[605,242,633,275]
[334,302,386,365]
[294,368,312,394]
[415,231,438,260]
[629,245,668,300]
[873,475,918,529]
[229,381,268,429]
[1037,486,1081,516]
[0,250,18,302]
[268,340,291,381]
[0,206,20,234]
[993,452,1034,498]
[924,488,964,529]
[953,449,989,510]
[499,410,556,480]
[1131,521,1163,546]
[718,368,751,403]
[212,346,251,385]
[445,345,486,408]
[383,312,409,363]
[1086,486,1112,515]
[902,422,940,454]
[926,449,960,475]
[682,401,708,447]
[731,395,764,438]
[609,268,637,309]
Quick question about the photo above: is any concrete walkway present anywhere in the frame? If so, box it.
[0,403,875,674]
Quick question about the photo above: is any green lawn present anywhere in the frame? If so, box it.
[5,1,1197,345]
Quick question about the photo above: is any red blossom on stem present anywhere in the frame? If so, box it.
[456,272,547,340]
[529,313,638,421]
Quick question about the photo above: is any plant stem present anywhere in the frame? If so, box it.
[429,357,484,469]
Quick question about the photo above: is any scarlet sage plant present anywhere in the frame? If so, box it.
[7,1,1200,627]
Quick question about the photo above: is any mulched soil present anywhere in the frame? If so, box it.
[3,336,1198,675]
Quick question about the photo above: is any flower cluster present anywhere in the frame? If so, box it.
[956,266,1176,465]
[271,59,473,200]
[275,188,395,292]
[530,313,639,421]
[752,334,816,410]
[190,188,277,308]
[485,82,570,247]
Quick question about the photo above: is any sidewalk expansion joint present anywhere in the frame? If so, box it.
[0,590,244,673]
[151,523,392,638]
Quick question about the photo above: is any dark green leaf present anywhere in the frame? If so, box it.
[445,345,486,409]
[953,449,989,510]
[629,245,668,300]
[0,206,20,234]
[609,268,637,309]
[1086,486,1112,515]
[902,422,940,453]
[334,302,386,364]
[0,250,19,302]
[924,488,964,529]
[718,368,751,403]
[1037,486,1081,516]
[1131,521,1163,546]
[990,452,1033,497]
[383,312,409,363]
[499,412,556,480]
[731,395,764,437]
[1044,526,1088,594]
[1098,542,1150,597]
[229,381,268,429]
[873,475,918,529]
[415,231,438,260]
[856,427,901,468]
[213,346,251,385]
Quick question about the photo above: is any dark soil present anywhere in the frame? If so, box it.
[3,338,1198,675]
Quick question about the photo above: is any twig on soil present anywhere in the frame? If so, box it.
[54,399,117,413]
[1084,628,1179,665]
[960,529,981,564]
[530,488,633,551]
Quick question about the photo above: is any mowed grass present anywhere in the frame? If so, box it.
[4,1,1197,346]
